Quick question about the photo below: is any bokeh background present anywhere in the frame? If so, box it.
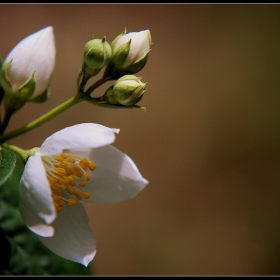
[1,4,280,275]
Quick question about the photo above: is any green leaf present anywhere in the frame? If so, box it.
[0,148,17,187]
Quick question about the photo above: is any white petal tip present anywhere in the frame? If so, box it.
[82,250,97,267]
[144,180,149,186]
[38,211,56,225]
[29,224,54,237]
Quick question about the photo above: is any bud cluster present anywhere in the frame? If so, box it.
[0,26,152,117]
[82,28,152,107]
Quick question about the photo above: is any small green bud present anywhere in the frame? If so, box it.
[104,75,147,106]
[83,37,112,78]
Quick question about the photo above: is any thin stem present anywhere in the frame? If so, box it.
[0,73,113,142]
[0,87,4,105]
[80,75,90,94]
[0,110,13,135]
[76,68,83,91]
[0,86,6,127]
[85,96,146,110]
[0,94,83,142]
[85,76,113,96]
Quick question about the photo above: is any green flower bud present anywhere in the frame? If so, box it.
[83,37,112,78]
[104,75,147,106]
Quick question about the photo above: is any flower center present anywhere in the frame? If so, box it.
[41,152,96,213]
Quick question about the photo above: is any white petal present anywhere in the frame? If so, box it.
[19,151,56,237]
[40,123,120,156]
[68,145,148,203]
[38,201,96,266]
[5,26,56,96]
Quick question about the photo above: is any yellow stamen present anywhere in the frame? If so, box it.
[49,177,58,184]
[67,167,75,175]
[75,170,83,178]
[79,158,90,170]
[56,167,66,177]
[66,176,76,186]
[68,199,76,206]
[80,157,89,165]
[61,153,68,159]
[59,177,68,186]
[89,161,96,171]
[54,202,62,212]
[84,172,90,181]
[82,192,90,199]
[51,185,62,195]
[66,186,74,195]
[41,152,97,213]
[74,191,83,200]
[68,156,76,163]
[55,156,64,162]
[59,161,70,169]
[56,199,66,206]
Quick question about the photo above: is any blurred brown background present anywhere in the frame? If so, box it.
[1,3,280,275]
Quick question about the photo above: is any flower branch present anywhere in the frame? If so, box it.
[0,26,152,271]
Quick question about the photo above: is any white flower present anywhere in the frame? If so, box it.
[4,26,56,96]
[112,29,152,71]
[19,123,148,266]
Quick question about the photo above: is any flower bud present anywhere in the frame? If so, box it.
[83,36,112,78]
[104,75,147,106]
[1,26,56,100]
[110,29,152,74]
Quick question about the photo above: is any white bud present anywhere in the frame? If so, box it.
[113,29,152,70]
[4,26,56,96]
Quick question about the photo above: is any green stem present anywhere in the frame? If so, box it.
[0,74,113,143]
[85,96,146,110]
[0,94,83,142]
[1,142,31,163]
[0,86,5,127]
[85,76,113,96]
[0,110,13,135]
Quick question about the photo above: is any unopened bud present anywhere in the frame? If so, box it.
[83,37,112,78]
[111,29,152,74]
[104,75,147,106]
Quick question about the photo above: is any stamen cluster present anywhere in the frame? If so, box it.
[42,152,96,212]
